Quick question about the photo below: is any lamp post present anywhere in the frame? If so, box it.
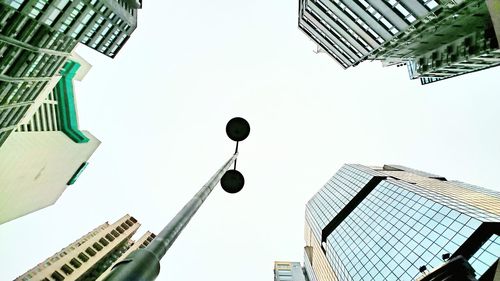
[103,117,250,281]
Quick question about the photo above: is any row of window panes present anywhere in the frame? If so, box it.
[312,1,373,50]
[325,182,480,280]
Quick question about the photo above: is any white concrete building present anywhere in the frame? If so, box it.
[0,54,100,225]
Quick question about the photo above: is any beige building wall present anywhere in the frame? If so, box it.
[0,131,100,225]
[16,215,140,281]
[304,221,338,281]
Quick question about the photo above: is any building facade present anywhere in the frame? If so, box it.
[15,214,156,281]
[0,0,141,145]
[0,0,142,224]
[274,261,309,281]
[0,55,100,225]
[304,164,500,281]
[3,0,141,57]
[298,0,500,85]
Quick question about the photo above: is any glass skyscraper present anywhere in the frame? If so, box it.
[304,164,500,281]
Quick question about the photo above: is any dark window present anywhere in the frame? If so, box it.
[111,229,119,237]
[125,219,133,226]
[85,247,96,256]
[130,216,137,223]
[105,233,115,241]
[93,242,103,251]
[99,237,109,246]
[147,236,153,242]
[61,264,74,275]
[121,222,129,230]
[78,252,89,262]
[116,226,124,233]
[70,258,81,268]
[51,271,65,281]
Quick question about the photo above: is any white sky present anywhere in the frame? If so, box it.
[1,0,500,280]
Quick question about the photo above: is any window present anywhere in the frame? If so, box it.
[105,233,115,241]
[51,271,65,281]
[125,219,134,226]
[93,242,103,251]
[78,252,89,262]
[116,226,124,233]
[99,237,109,246]
[61,264,74,275]
[111,229,120,237]
[69,258,81,268]
[85,247,96,256]
[121,222,129,230]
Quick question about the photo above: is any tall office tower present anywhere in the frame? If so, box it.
[0,0,142,145]
[15,214,157,281]
[304,164,500,281]
[274,261,309,281]
[0,56,100,225]
[298,0,500,85]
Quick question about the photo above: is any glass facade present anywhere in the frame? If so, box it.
[305,164,384,242]
[305,164,500,281]
[469,234,500,277]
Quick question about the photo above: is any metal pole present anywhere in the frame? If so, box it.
[103,153,238,281]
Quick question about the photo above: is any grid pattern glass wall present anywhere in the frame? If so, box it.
[305,164,380,242]
[325,179,484,280]
[305,164,500,281]
[469,234,500,276]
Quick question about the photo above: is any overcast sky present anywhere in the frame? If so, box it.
[1,0,500,280]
